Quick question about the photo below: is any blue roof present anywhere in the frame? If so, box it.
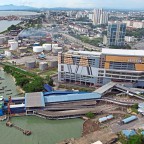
[43,91,88,96]
[38,54,46,58]
[122,115,137,124]
[107,115,113,119]
[122,130,136,138]
[99,117,107,123]
[44,84,53,92]
[0,109,3,116]
[44,92,101,103]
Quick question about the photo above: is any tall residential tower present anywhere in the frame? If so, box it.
[107,22,126,46]
[93,9,108,25]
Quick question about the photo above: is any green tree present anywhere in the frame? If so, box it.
[45,76,54,86]
[86,112,95,119]
[132,103,138,109]
[128,135,144,144]
[16,77,30,87]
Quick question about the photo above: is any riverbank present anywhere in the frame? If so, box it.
[12,77,25,94]
[0,67,21,98]
[0,66,25,95]
[0,20,21,33]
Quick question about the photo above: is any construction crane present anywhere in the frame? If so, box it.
[7,96,12,120]
[6,96,32,136]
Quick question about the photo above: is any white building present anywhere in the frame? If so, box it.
[69,24,89,34]
[133,21,144,29]
[122,20,133,27]
[89,13,93,21]
[125,36,135,42]
[123,20,144,29]
[93,9,108,25]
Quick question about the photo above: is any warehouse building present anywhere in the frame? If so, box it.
[58,48,144,88]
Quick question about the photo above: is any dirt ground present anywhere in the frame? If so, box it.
[82,119,99,136]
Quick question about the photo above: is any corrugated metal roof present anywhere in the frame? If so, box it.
[122,130,136,138]
[107,115,113,120]
[122,115,137,124]
[10,104,25,108]
[94,82,116,94]
[139,103,144,108]
[25,92,45,108]
[43,91,88,96]
[99,117,107,123]
[44,92,101,103]
[102,48,144,57]
[98,115,113,123]
[138,108,144,113]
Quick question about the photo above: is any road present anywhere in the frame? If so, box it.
[60,33,101,51]
[110,115,144,133]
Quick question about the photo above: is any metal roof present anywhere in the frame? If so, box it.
[102,48,144,57]
[44,92,101,103]
[43,91,87,96]
[25,92,45,108]
[122,115,137,124]
[99,117,107,123]
[10,104,25,108]
[122,130,136,138]
[139,103,144,108]
[67,50,101,57]
[94,82,116,94]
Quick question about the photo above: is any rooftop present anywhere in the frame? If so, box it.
[66,48,144,57]
[67,50,101,57]
[94,82,116,94]
[25,92,45,108]
[122,130,136,138]
[102,48,144,57]
[44,92,101,103]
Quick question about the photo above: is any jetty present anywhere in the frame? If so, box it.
[6,120,32,136]
[6,115,32,136]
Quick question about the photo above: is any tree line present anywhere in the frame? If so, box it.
[3,65,53,93]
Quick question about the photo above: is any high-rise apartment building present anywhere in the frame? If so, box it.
[107,22,126,46]
[93,9,108,25]
[58,49,144,88]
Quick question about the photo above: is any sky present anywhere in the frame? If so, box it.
[0,0,144,9]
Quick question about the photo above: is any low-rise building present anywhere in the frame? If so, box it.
[125,36,136,42]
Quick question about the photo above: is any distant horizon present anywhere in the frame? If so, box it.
[0,0,144,10]
[0,4,144,11]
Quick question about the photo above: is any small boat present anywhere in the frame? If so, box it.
[6,93,12,95]
[0,78,4,80]
[23,130,32,136]
[5,90,11,92]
